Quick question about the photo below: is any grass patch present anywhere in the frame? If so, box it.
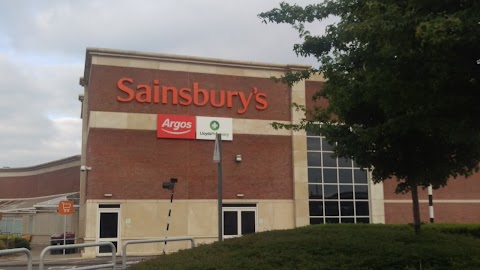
[130,224,480,270]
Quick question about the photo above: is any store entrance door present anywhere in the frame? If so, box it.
[97,205,120,256]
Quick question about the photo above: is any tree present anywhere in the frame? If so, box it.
[259,0,480,233]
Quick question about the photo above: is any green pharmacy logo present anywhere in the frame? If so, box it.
[210,120,220,131]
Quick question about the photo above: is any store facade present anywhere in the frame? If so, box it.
[78,48,384,256]
[3,48,478,256]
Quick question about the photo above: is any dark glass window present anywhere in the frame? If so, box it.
[338,169,353,183]
[355,185,369,199]
[355,201,369,216]
[323,169,337,183]
[309,201,324,216]
[99,204,120,208]
[99,241,117,253]
[339,185,354,199]
[354,169,368,183]
[309,185,323,199]
[326,218,339,223]
[99,213,118,238]
[307,135,370,225]
[308,168,322,183]
[308,152,321,167]
[223,211,238,235]
[325,201,339,216]
[341,218,355,223]
[241,211,255,235]
[310,218,324,224]
[307,137,321,150]
[338,158,351,168]
[356,218,370,224]
[340,201,354,216]
[324,185,338,199]
[322,152,337,167]
[321,138,334,151]
[223,204,256,208]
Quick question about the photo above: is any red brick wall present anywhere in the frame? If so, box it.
[305,81,327,111]
[384,173,480,223]
[0,167,80,198]
[385,203,480,224]
[383,173,480,200]
[86,129,293,200]
[88,65,292,121]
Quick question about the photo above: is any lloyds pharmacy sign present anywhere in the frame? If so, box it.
[196,116,232,140]
[157,114,233,141]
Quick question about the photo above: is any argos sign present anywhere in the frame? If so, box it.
[157,114,233,141]
[157,114,196,139]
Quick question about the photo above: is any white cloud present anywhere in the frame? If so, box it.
[0,53,82,167]
[0,0,332,167]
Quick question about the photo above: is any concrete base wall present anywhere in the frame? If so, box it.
[81,199,294,257]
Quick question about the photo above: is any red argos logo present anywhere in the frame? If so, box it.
[157,114,196,139]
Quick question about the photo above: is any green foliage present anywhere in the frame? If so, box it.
[129,224,480,270]
[259,1,480,230]
[13,237,30,250]
[0,240,6,250]
[0,235,30,250]
[0,235,15,249]
[424,224,480,239]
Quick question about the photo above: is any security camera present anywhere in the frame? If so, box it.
[80,165,91,172]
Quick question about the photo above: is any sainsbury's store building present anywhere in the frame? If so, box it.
[77,48,479,257]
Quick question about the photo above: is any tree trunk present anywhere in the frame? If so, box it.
[410,184,421,234]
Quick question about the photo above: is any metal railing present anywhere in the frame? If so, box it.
[121,237,196,269]
[0,247,33,270]
[39,242,117,270]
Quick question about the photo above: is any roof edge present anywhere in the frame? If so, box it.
[83,47,311,84]
[0,155,81,172]
[0,192,79,202]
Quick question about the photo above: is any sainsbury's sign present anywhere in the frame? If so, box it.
[117,78,268,114]
[157,114,196,139]
[157,114,232,141]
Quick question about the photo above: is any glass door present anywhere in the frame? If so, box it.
[97,205,120,256]
[223,206,257,239]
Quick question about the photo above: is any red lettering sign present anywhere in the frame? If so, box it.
[157,114,196,139]
[117,78,268,114]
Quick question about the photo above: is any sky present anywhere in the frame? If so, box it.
[0,0,330,167]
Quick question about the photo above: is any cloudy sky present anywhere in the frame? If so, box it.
[0,0,328,167]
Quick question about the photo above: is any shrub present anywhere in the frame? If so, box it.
[0,235,31,250]
[424,224,480,239]
[13,237,30,250]
[0,235,15,249]
[129,224,480,270]
[0,240,6,250]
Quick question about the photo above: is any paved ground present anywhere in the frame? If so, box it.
[0,244,152,269]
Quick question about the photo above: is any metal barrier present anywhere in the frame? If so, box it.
[40,242,117,270]
[122,237,196,269]
[0,248,33,270]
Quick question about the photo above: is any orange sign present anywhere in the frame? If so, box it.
[116,78,268,114]
[58,201,74,215]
